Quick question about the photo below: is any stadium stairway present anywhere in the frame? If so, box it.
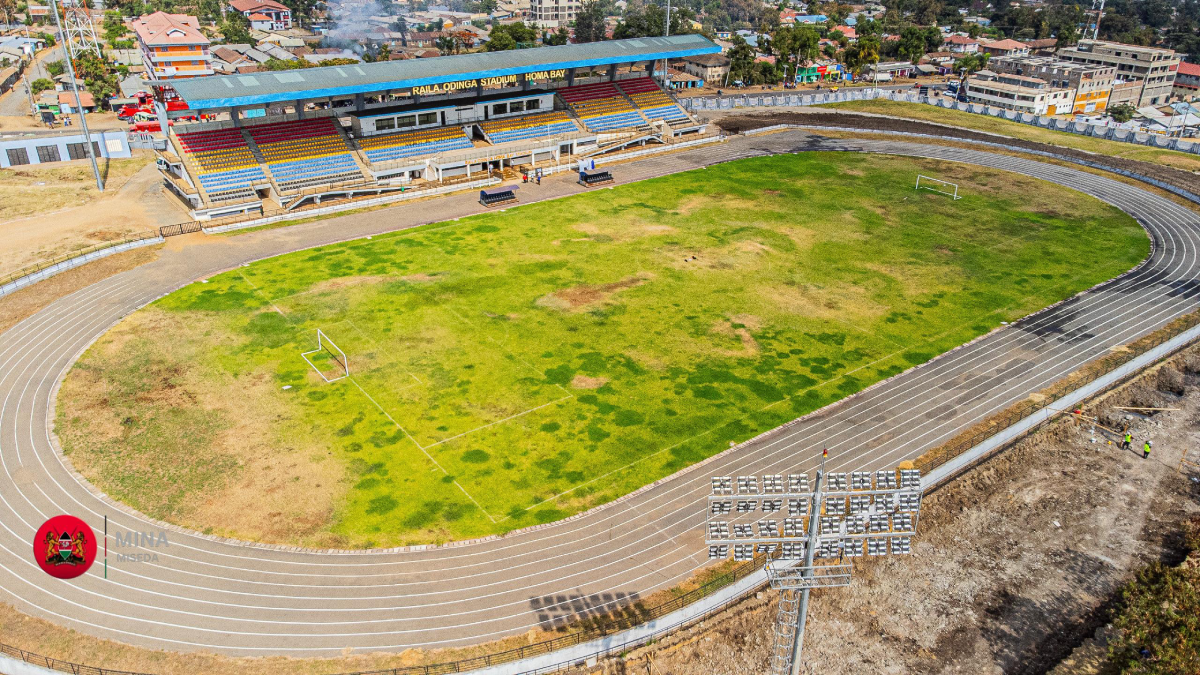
[171,128,271,205]
[244,118,370,194]
[478,111,580,144]
[616,78,695,125]
[557,82,650,132]
[355,125,474,164]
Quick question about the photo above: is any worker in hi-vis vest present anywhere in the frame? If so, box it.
[1122,432,1133,450]
[1143,441,1152,459]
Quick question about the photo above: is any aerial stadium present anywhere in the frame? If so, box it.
[3,26,1200,675]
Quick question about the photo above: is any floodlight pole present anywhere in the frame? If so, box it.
[48,0,103,192]
[788,452,826,675]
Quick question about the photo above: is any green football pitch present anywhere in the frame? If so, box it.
[57,152,1149,548]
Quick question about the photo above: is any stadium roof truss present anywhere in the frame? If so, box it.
[169,35,721,110]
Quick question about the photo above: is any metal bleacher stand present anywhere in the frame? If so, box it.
[578,169,614,187]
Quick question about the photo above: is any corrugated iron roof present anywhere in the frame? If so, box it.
[169,34,720,109]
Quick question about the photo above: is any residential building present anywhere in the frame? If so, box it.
[1056,39,1179,107]
[679,53,730,83]
[989,55,1116,113]
[944,34,979,53]
[129,12,213,82]
[980,39,1030,57]
[229,0,292,30]
[529,0,578,27]
[1173,61,1200,101]
[964,69,1075,115]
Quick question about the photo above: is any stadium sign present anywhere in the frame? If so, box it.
[411,69,567,95]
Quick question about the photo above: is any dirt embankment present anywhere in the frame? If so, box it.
[714,111,1200,197]
[602,346,1200,675]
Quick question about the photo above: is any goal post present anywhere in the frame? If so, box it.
[301,328,349,382]
[915,175,961,200]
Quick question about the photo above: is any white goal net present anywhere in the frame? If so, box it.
[301,329,349,382]
[915,175,962,200]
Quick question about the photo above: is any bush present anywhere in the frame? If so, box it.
[30,77,54,94]
[1107,517,1200,673]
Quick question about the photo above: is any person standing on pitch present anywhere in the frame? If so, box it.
[1122,431,1133,451]
[1143,441,1152,459]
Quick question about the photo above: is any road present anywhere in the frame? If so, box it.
[0,46,63,118]
[0,130,1196,657]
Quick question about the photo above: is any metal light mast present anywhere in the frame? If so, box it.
[705,454,925,675]
[49,0,104,191]
[61,0,102,58]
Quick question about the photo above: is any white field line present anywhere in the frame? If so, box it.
[348,376,499,523]
[425,394,575,449]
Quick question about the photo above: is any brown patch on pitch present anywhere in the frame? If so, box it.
[570,374,609,389]
[710,319,761,356]
[537,274,651,311]
[762,189,782,196]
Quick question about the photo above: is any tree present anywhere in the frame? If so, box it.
[102,10,127,43]
[0,0,17,25]
[485,27,517,50]
[46,59,65,77]
[1108,103,1137,123]
[486,21,537,50]
[727,34,755,84]
[262,56,357,70]
[220,12,253,44]
[574,0,607,42]
[952,51,989,80]
[30,77,53,94]
[545,26,569,45]
[898,26,927,64]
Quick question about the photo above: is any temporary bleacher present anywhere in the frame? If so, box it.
[356,126,473,164]
[558,82,646,132]
[246,118,366,191]
[617,78,691,123]
[478,111,580,144]
[175,127,264,202]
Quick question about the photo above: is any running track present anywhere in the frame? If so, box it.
[0,132,1195,656]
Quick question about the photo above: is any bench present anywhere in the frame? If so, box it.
[578,170,614,187]
[480,187,518,206]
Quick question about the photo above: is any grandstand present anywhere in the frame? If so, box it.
[152,35,717,219]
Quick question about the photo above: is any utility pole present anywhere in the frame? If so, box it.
[48,0,103,191]
[660,0,671,90]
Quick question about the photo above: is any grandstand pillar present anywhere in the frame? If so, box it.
[231,108,242,126]
[521,73,530,91]
[567,68,576,86]
[475,81,483,97]
[295,101,305,120]
[607,63,617,83]
[354,94,365,112]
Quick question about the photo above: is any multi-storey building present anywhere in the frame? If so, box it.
[1056,39,1178,107]
[989,55,1115,113]
[1173,61,1200,101]
[964,70,1075,115]
[528,0,578,28]
[229,0,293,31]
[129,12,213,83]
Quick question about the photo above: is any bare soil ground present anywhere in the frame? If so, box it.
[0,156,190,276]
[605,346,1200,675]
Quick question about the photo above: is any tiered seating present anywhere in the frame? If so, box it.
[356,126,472,163]
[478,111,579,144]
[246,118,364,191]
[558,82,646,132]
[618,78,691,123]
[176,127,263,201]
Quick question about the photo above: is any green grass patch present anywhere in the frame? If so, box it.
[58,152,1150,547]
[825,100,1200,173]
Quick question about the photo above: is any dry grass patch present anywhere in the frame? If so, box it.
[571,374,609,389]
[57,307,347,546]
[0,156,152,221]
[537,274,650,311]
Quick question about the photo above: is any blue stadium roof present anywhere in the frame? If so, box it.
[170,35,721,109]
